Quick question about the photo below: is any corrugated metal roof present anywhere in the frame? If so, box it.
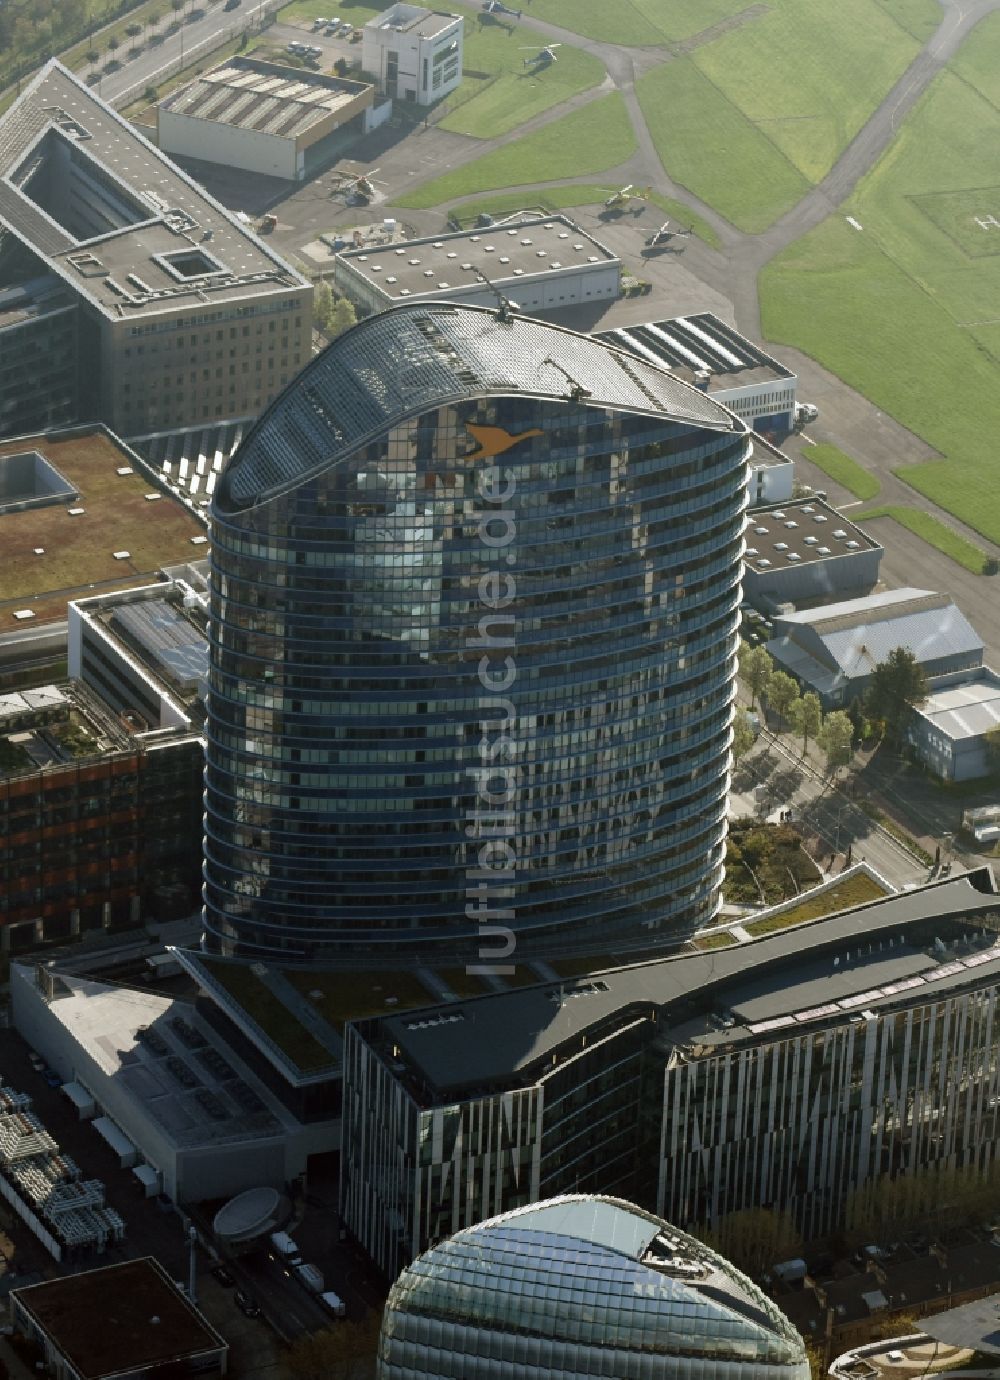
[916,672,1000,742]
[217,303,740,511]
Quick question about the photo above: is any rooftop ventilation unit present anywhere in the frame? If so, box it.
[788,552,802,562]
[845,540,861,549]
[784,520,798,529]
[757,558,772,568]
[817,546,831,555]
[774,542,789,551]
[804,535,818,546]
[814,514,828,523]
[833,528,848,538]
[772,510,786,519]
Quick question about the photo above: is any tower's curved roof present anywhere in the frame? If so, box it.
[383,1194,808,1369]
[216,302,740,512]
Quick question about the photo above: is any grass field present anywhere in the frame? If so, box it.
[277,0,383,23]
[856,506,988,573]
[876,0,942,42]
[506,0,667,46]
[636,62,809,233]
[761,56,1000,546]
[745,872,888,936]
[394,92,636,209]
[632,0,922,230]
[439,10,605,139]
[805,443,881,501]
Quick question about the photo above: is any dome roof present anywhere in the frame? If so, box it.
[380,1196,809,1377]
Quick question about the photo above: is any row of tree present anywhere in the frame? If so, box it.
[736,640,930,773]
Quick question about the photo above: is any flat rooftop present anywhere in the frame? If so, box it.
[364,872,1000,1097]
[597,313,794,391]
[337,215,618,300]
[916,670,1000,742]
[161,57,372,141]
[76,581,210,717]
[0,428,206,627]
[0,61,306,321]
[13,967,288,1148]
[177,952,444,1082]
[744,497,880,574]
[13,1257,226,1380]
[0,680,131,776]
[368,4,461,39]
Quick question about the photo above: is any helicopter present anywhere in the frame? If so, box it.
[520,42,561,65]
[645,220,692,248]
[483,0,522,15]
[603,183,650,210]
[338,168,382,204]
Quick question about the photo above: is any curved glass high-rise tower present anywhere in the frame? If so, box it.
[204,304,749,963]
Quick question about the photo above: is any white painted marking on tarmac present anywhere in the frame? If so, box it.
[846,216,863,230]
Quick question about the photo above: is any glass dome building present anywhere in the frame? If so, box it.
[378,1194,811,1379]
[204,303,749,963]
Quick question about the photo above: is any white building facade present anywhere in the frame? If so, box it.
[362,4,463,106]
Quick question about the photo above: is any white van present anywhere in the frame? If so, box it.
[294,1263,324,1294]
[269,1230,299,1259]
[320,1291,346,1317]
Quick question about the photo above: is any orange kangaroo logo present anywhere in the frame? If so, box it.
[464,423,543,461]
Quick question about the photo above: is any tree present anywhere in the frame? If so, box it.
[107,33,119,49]
[739,640,773,709]
[766,670,799,723]
[86,48,100,64]
[329,295,357,338]
[313,279,334,332]
[984,725,1000,771]
[790,691,822,756]
[283,1317,380,1380]
[731,707,756,764]
[818,709,854,777]
[126,21,142,36]
[699,1207,801,1278]
[864,647,928,743]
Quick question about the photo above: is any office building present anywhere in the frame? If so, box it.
[0,426,206,629]
[600,313,798,438]
[157,57,375,182]
[742,497,882,609]
[766,587,984,707]
[341,871,1000,1278]
[204,302,750,963]
[363,4,463,106]
[378,1196,810,1380]
[0,678,202,949]
[0,60,312,438]
[905,667,1000,781]
[10,1259,227,1380]
[334,214,621,316]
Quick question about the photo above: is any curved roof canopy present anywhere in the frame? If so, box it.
[216,303,740,512]
[386,1193,808,1363]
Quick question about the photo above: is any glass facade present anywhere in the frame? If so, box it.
[205,304,749,963]
[377,1195,810,1379]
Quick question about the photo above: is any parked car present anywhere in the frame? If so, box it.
[211,1265,235,1287]
[41,1068,63,1088]
[312,16,328,28]
[223,0,241,9]
[27,1053,45,1072]
[234,1290,261,1318]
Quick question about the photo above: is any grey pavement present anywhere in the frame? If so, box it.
[733,730,929,890]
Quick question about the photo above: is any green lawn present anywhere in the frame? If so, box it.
[804,443,881,501]
[761,60,1000,546]
[745,872,889,936]
[507,0,667,46]
[439,12,605,139]
[446,184,619,222]
[636,61,809,233]
[394,92,636,209]
[875,0,943,42]
[633,0,922,231]
[857,505,988,573]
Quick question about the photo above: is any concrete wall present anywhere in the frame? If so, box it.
[335,259,621,316]
[158,108,298,180]
[747,457,794,508]
[743,546,882,610]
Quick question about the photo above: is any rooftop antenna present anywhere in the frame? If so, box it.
[470,265,519,323]
[542,356,592,402]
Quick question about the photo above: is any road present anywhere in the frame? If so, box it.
[731,730,930,891]
[97,0,284,107]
